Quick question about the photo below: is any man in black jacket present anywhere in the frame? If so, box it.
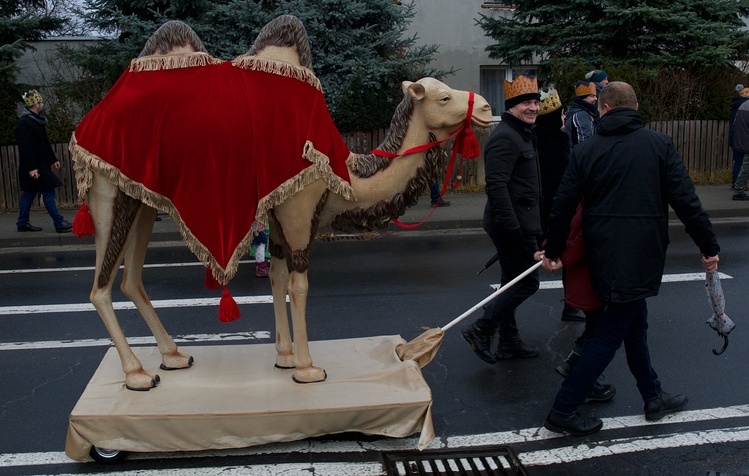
[461,75,543,363]
[15,90,72,233]
[540,82,720,436]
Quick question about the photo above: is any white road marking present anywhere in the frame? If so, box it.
[0,259,256,275]
[2,405,747,470]
[0,295,281,316]
[505,272,734,290]
[0,332,270,351]
[0,273,727,316]
[520,426,749,466]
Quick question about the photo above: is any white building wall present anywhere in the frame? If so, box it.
[405,1,519,117]
[405,1,507,91]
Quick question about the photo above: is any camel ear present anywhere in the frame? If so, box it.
[405,81,426,101]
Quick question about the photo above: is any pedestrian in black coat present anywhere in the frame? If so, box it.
[15,90,71,233]
[540,82,720,436]
[461,75,543,364]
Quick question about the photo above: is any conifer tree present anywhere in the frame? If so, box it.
[478,0,749,69]
[0,1,66,143]
[478,0,749,119]
[64,0,450,131]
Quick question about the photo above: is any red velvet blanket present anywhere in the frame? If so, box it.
[71,53,354,285]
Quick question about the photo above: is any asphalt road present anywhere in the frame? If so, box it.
[0,221,748,475]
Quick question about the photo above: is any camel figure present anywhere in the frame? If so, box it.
[71,16,492,390]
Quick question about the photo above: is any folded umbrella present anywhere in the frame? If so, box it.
[705,271,736,355]
[397,260,544,367]
[476,253,499,275]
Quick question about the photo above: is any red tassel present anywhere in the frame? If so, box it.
[72,204,95,237]
[218,287,241,322]
[204,268,222,290]
[460,127,481,159]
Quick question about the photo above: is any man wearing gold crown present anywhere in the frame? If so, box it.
[461,75,543,363]
[563,81,599,150]
[15,90,72,233]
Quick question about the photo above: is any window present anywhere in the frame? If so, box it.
[480,67,506,120]
[482,0,514,8]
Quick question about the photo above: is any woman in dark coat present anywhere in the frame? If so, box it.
[15,90,71,233]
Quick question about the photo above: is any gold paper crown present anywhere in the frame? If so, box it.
[575,82,596,97]
[504,75,538,101]
[22,90,43,107]
[538,88,562,115]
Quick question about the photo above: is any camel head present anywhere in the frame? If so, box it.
[138,20,208,58]
[402,78,492,142]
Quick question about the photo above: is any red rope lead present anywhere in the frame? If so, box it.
[379,92,481,229]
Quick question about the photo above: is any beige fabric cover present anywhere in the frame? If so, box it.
[66,336,434,461]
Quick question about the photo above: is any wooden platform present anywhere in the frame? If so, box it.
[65,335,434,461]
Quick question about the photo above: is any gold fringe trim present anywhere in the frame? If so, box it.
[69,135,355,286]
[129,52,224,72]
[69,135,247,286]
[254,141,357,225]
[231,55,322,92]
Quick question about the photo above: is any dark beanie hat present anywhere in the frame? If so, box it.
[585,69,608,83]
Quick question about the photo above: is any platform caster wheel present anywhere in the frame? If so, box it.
[89,446,129,464]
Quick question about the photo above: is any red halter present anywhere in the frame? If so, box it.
[370,91,481,229]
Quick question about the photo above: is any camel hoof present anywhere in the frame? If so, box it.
[125,372,159,391]
[275,353,295,369]
[160,354,194,371]
[292,366,327,384]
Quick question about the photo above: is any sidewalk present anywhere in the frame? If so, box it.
[1,185,747,250]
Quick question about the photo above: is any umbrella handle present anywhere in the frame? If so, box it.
[442,260,544,332]
[712,335,729,356]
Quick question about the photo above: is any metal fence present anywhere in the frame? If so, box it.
[0,120,733,211]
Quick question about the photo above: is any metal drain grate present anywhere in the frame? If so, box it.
[381,446,527,476]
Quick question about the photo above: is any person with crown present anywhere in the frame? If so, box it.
[461,75,543,364]
[563,80,599,150]
[15,90,72,233]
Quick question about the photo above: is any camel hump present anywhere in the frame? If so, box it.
[138,20,209,57]
[248,15,313,70]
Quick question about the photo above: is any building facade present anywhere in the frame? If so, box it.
[405,0,538,119]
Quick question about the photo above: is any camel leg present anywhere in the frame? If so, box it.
[88,175,159,390]
[120,205,193,371]
[268,237,293,369]
[270,181,328,383]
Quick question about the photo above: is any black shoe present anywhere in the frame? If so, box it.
[544,409,603,436]
[495,339,539,360]
[17,223,42,232]
[461,324,496,364]
[561,305,586,322]
[585,382,616,403]
[55,220,73,233]
[555,350,581,378]
[732,194,749,201]
[432,200,451,207]
[644,392,688,421]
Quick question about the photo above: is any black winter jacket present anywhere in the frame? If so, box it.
[482,112,542,240]
[545,108,719,304]
[16,109,63,192]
